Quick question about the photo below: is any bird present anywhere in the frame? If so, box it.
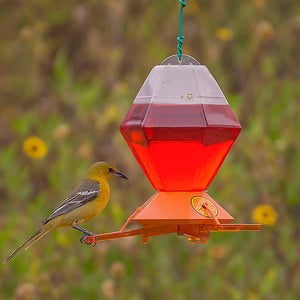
[3,161,128,263]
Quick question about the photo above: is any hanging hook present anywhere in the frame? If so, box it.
[177,0,187,61]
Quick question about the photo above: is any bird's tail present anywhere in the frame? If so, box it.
[3,222,55,264]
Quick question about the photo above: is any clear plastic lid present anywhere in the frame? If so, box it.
[130,62,240,128]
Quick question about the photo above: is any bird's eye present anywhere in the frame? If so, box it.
[108,167,114,173]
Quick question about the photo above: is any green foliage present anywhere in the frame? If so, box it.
[0,0,299,299]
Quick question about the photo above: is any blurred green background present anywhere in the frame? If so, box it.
[1,0,299,299]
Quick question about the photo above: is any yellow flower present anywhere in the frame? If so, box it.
[23,136,48,159]
[215,28,233,41]
[185,1,200,16]
[253,0,266,8]
[252,204,278,226]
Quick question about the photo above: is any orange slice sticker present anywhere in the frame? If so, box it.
[191,196,218,217]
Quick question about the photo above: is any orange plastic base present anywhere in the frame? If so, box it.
[81,192,262,245]
[130,191,234,226]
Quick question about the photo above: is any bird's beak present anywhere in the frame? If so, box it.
[113,170,128,180]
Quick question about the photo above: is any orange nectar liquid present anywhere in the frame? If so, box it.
[120,104,241,191]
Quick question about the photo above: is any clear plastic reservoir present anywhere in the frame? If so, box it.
[120,64,241,191]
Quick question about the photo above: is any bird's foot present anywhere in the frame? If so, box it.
[80,234,97,246]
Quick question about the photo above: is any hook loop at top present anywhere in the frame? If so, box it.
[177,0,187,60]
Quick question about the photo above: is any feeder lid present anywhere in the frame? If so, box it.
[135,59,228,108]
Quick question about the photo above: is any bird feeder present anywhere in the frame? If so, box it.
[81,1,261,245]
[82,55,261,246]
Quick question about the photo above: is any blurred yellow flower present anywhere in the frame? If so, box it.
[23,136,47,159]
[253,0,266,8]
[252,204,278,226]
[215,28,233,41]
[248,292,260,300]
[185,1,200,16]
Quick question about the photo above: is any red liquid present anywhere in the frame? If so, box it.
[120,104,241,191]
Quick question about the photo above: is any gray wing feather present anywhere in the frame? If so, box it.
[42,179,100,224]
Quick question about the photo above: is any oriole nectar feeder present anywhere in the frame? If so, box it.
[83,55,261,245]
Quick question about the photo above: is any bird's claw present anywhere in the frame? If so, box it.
[80,234,97,246]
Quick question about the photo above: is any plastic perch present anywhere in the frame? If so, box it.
[80,203,262,245]
[81,223,262,245]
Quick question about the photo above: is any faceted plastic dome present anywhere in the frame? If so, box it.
[120,61,241,191]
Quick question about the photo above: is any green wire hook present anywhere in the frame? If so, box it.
[177,0,187,61]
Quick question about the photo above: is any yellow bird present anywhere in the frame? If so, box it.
[3,161,128,263]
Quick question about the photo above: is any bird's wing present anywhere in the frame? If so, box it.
[42,179,100,224]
